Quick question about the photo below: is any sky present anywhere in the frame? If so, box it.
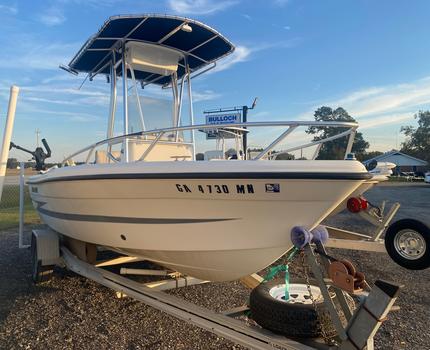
[1,0,430,161]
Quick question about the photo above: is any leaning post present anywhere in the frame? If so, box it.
[0,85,20,202]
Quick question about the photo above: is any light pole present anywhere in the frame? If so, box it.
[35,128,41,147]
[242,97,258,157]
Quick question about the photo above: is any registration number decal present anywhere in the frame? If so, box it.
[175,183,280,194]
[175,184,255,194]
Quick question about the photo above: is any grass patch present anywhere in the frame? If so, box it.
[388,176,424,182]
[0,185,41,230]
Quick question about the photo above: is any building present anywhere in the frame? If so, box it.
[363,150,428,175]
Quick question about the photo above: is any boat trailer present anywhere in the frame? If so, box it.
[30,227,402,350]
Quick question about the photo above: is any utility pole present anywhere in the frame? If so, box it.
[35,128,41,147]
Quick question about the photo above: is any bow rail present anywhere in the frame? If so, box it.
[61,120,358,166]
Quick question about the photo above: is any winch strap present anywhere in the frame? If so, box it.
[263,247,299,282]
[263,264,287,282]
[284,265,290,300]
[314,248,338,262]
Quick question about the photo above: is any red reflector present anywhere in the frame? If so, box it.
[347,197,362,213]
[360,197,368,210]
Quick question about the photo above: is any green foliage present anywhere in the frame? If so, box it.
[7,158,18,169]
[274,152,295,160]
[358,151,384,162]
[306,106,369,160]
[401,111,430,164]
[0,185,40,230]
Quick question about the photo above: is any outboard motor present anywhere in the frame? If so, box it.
[9,138,52,171]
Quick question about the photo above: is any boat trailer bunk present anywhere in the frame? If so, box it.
[31,225,403,350]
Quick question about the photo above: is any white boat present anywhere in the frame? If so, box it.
[28,14,373,281]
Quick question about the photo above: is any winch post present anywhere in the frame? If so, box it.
[304,241,402,350]
[313,241,353,321]
[303,244,348,340]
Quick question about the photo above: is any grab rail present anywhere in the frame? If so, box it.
[61,120,358,166]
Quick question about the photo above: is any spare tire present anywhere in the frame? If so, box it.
[249,278,336,338]
[385,219,430,270]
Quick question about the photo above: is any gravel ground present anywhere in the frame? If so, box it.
[0,183,429,349]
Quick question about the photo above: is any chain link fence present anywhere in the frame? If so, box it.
[0,168,41,233]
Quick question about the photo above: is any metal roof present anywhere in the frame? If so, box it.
[68,14,235,86]
[363,150,428,166]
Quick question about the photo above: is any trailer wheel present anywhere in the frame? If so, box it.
[385,219,430,270]
[31,233,54,284]
[249,278,336,338]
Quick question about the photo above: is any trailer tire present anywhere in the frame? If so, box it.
[31,233,54,284]
[385,219,430,270]
[249,278,336,338]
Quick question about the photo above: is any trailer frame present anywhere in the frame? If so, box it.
[30,227,402,350]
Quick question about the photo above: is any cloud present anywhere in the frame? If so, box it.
[14,102,103,123]
[212,38,301,73]
[167,0,238,15]
[241,14,252,21]
[22,96,78,106]
[0,4,18,14]
[37,6,66,26]
[213,45,251,72]
[0,39,79,70]
[324,78,430,120]
[36,0,121,27]
[192,89,221,102]
[41,74,80,84]
[297,76,430,133]
[359,113,414,130]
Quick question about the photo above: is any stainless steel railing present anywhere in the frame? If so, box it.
[61,120,358,166]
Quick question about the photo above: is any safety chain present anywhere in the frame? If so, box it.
[300,249,334,346]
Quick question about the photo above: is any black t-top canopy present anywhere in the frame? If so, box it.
[68,14,235,86]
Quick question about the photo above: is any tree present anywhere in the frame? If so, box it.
[359,151,383,162]
[401,110,430,164]
[7,158,18,169]
[274,152,295,160]
[306,106,369,160]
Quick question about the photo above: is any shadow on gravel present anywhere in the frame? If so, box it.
[0,229,48,324]
[0,227,72,326]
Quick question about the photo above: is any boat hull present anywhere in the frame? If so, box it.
[28,161,370,281]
